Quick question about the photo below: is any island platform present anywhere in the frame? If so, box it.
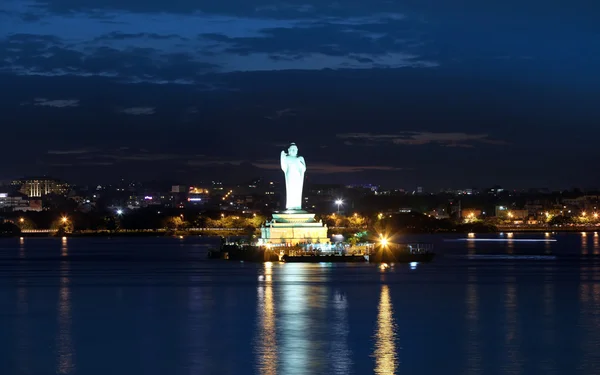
[208,242,435,264]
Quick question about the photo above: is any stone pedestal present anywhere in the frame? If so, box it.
[259,210,329,246]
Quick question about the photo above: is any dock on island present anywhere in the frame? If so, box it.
[208,241,435,264]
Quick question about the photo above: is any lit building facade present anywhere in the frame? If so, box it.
[14,178,69,198]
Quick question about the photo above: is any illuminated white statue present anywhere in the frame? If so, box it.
[280,143,306,210]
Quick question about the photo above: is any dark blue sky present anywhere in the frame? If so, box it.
[1,0,599,189]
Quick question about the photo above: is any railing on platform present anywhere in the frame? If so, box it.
[20,227,246,234]
[21,229,58,233]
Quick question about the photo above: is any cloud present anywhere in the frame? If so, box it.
[46,146,403,174]
[0,1,436,82]
[48,147,201,166]
[337,131,508,148]
[48,148,95,155]
[265,108,296,120]
[186,159,246,167]
[48,161,114,167]
[119,107,155,115]
[101,152,181,161]
[32,98,79,108]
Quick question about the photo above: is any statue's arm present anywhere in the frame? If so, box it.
[298,156,306,173]
[280,151,287,172]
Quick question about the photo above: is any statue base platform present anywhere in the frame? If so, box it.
[259,210,329,246]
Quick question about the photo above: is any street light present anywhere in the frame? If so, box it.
[335,199,343,214]
[61,216,68,223]
[380,237,389,247]
[116,209,123,215]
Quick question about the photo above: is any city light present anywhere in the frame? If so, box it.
[116,209,123,215]
[61,216,68,223]
[380,237,389,247]
[335,199,343,213]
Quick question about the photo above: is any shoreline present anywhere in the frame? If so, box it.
[495,226,600,233]
[5,225,600,238]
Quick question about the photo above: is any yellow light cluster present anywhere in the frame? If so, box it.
[222,189,234,201]
[190,187,209,194]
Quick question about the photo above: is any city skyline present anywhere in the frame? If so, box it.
[1,0,599,189]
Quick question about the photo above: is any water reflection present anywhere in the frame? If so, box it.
[280,265,311,375]
[373,285,398,375]
[330,292,352,374]
[56,240,75,374]
[593,233,599,255]
[467,236,476,255]
[16,239,30,374]
[579,264,600,374]
[61,237,68,257]
[581,232,589,255]
[544,235,552,254]
[504,274,522,374]
[465,274,481,374]
[188,273,210,375]
[542,267,556,374]
[506,235,514,254]
[256,263,277,375]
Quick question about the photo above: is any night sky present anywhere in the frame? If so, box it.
[1,0,599,189]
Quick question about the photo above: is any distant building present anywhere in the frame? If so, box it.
[13,199,43,212]
[187,187,209,205]
[0,193,29,211]
[13,177,69,198]
[171,185,188,193]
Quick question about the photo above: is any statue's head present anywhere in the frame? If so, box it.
[288,143,298,157]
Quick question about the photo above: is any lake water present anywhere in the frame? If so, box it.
[1,232,600,375]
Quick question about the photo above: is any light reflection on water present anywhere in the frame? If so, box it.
[16,238,30,375]
[373,285,397,375]
[256,263,277,375]
[503,270,522,375]
[542,266,557,375]
[5,235,600,374]
[57,239,75,374]
[278,264,329,375]
[579,264,600,375]
[330,291,352,375]
[465,272,481,375]
[581,233,589,255]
